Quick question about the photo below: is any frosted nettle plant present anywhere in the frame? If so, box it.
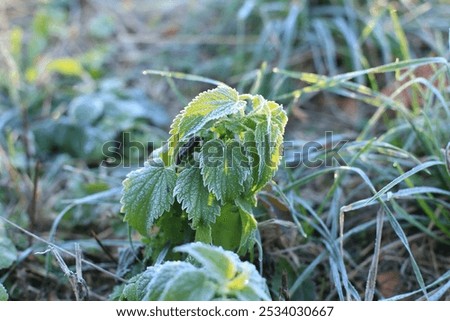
[120,85,287,254]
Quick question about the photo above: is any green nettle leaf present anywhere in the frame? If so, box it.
[130,262,215,301]
[255,118,272,183]
[175,242,237,281]
[251,114,285,192]
[167,86,246,162]
[143,262,200,300]
[238,214,257,253]
[236,199,258,252]
[121,164,177,235]
[250,95,273,119]
[175,86,246,139]
[0,283,7,301]
[159,269,215,301]
[233,262,272,301]
[165,112,184,164]
[120,267,156,301]
[268,101,288,131]
[200,140,251,202]
[120,243,270,301]
[174,167,220,228]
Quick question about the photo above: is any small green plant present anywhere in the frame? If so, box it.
[120,85,287,256]
[119,242,270,301]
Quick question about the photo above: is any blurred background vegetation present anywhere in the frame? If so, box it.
[0,0,449,300]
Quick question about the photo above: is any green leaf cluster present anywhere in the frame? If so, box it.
[119,242,270,301]
[121,85,287,254]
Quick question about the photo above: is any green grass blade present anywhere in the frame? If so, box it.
[364,208,384,301]
[384,205,428,298]
[365,160,445,205]
[289,252,326,296]
[142,69,225,86]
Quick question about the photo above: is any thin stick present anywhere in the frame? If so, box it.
[37,246,82,300]
[74,243,89,300]
[91,230,118,264]
[28,160,40,234]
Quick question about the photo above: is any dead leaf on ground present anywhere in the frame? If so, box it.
[377,270,401,298]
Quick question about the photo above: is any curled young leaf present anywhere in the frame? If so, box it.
[167,86,246,164]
